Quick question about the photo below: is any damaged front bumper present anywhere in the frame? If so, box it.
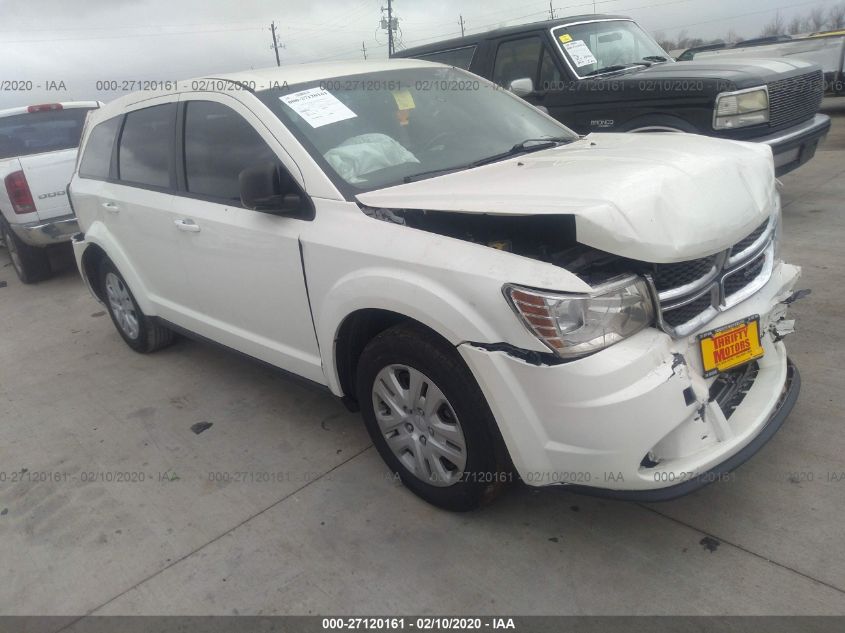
[458,261,803,499]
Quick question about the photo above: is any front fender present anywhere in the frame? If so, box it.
[315,266,534,394]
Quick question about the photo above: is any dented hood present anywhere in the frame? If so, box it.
[355,133,776,263]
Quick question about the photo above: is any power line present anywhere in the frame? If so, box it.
[0,26,262,44]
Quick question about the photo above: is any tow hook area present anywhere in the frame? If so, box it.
[771,288,810,342]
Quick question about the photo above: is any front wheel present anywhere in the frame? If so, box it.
[98,259,174,353]
[356,323,508,511]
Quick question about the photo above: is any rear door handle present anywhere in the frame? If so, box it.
[174,218,201,233]
[102,201,120,213]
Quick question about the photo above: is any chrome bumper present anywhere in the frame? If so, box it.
[758,113,831,175]
[8,214,79,247]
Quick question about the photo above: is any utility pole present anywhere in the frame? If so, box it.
[548,1,556,19]
[381,0,397,56]
[458,14,466,37]
[269,21,284,66]
[361,41,368,60]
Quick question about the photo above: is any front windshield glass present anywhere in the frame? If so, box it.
[553,20,671,78]
[258,66,576,194]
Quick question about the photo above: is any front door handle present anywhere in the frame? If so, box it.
[174,218,201,233]
[102,201,120,213]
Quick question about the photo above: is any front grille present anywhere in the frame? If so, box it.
[662,294,713,327]
[767,70,824,128]
[651,218,775,336]
[651,256,717,292]
[729,220,768,258]
[723,251,766,297]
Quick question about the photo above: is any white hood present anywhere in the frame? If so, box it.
[356,133,776,264]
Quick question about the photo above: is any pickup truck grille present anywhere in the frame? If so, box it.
[767,70,824,128]
[648,217,775,337]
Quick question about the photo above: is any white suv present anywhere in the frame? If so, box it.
[69,60,803,510]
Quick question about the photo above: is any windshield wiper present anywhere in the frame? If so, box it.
[642,55,669,63]
[471,137,574,167]
[582,63,645,77]
[403,137,573,183]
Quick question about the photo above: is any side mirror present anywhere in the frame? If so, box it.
[239,162,303,214]
[508,77,534,97]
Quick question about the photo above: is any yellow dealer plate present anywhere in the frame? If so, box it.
[698,315,764,378]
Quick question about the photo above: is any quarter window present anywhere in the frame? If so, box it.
[118,103,176,188]
[183,100,278,202]
[79,116,120,180]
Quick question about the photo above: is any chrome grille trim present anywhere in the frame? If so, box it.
[647,215,777,338]
[726,216,775,267]
[767,70,824,129]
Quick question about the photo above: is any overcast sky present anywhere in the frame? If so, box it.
[0,0,840,107]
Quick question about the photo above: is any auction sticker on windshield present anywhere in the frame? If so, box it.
[279,88,357,128]
[562,40,598,67]
[698,316,765,378]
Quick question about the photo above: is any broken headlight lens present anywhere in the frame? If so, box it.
[504,276,655,359]
[713,87,769,130]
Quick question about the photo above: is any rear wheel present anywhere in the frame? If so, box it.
[356,323,507,511]
[98,259,174,353]
[1,222,51,284]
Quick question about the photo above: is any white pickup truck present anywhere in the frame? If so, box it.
[0,101,100,283]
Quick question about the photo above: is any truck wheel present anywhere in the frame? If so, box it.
[621,116,698,134]
[98,259,174,353]
[1,222,51,284]
[356,323,507,511]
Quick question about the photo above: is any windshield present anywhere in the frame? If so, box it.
[553,20,671,78]
[258,66,576,194]
[0,108,92,160]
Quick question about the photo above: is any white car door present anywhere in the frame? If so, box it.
[169,94,323,383]
[102,98,193,321]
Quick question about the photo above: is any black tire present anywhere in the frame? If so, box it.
[1,221,51,284]
[356,323,508,511]
[619,115,699,134]
[98,259,174,353]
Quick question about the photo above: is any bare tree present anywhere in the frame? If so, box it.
[787,15,805,34]
[676,29,690,49]
[761,11,786,36]
[808,6,828,31]
[653,30,674,51]
[829,4,845,29]
[726,28,743,43]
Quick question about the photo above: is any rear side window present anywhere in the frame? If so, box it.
[416,46,477,69]
[79,117,120,180]
[118,103,176,189]
[0,107,92,160]
[183,100,277,201]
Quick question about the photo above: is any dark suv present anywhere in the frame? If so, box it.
[395,15,831,175]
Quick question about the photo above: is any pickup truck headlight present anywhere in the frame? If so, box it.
[714,87,769,130]
[504,276,654,359]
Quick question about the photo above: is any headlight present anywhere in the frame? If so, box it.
[714,87,769,130]
[504,276,654,359]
